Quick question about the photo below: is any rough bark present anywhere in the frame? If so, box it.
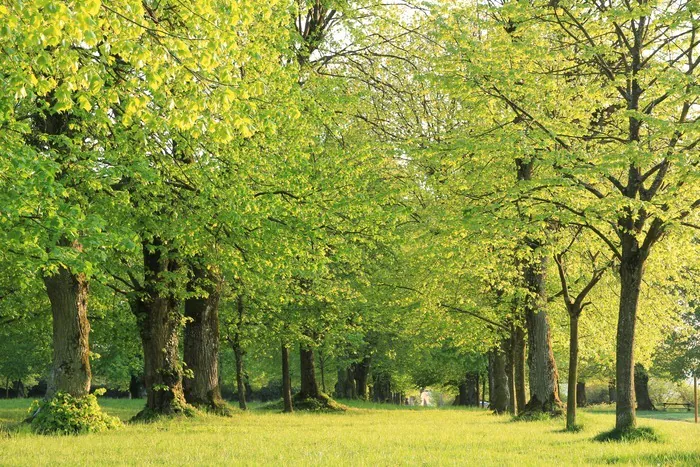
[183,267,225,411]
[491,346,510,414]
[514,326,527,412]
[43,263,91,399]
[281,344,293,413]
[133,240,188,417]
[299,345,320,399]
[615,253,644,429]
[634,364,655,411]
[523,257,563,415]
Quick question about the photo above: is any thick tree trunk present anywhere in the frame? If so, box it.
[334,367,356,399]
[281,344,293,412]
[566,314,579,430]
[523,258,563,415]
[514,326,527,412]
[43,264,91,399]
[491,346,510,414]
[354,357,370,401]
[299,345,320,399]
[133,240,188,417]
[456,381,468,406]
[183,267,225,411]
[634,364,655,411]
[615,255,644,430]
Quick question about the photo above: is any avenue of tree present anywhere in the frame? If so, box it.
[0,0,698,437]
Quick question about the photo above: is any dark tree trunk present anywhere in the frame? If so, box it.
[505,334,517,414]
[373,373,391,403]
[456,381,468,406]
[482,373,487,408]
[634,364,655,411]
[491,346,510,414]
[133,240,188,417]
[567,314,580,430]
[576,382,587,408]
[354,357,370,401]
[299,345,320,399]
[488,352,495,405]
[129,374,144,399]
[334,367,356,399]
[281,344,293,413]
[609,379,616,403]
[183,267,225,412]
[43,263,91,399]
[615,253,645,429]
[229,295,247,411]
[466,372,479,407]
[514,326,527,412]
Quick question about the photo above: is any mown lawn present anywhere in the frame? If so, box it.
[0,399,698,466]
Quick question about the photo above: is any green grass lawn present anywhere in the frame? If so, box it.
[1,399,698,466]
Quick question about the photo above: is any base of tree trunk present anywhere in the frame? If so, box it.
[132,395,197,422]
[187,395,232,416]
[291,392,347,412]
[518,395,565,419]
[593,426,660,443]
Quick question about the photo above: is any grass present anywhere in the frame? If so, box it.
[0,399,698,466]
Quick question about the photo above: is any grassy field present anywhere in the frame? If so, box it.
[0,399,698,466]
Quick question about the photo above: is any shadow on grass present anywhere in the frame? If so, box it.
[599,451,700,465]
[593,426,663,443]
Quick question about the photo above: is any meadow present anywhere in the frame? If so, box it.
[1,399,698,466]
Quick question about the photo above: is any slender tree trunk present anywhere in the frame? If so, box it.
[615,254,644,430]
[43,264,91,399]
[129,374,143,399]
[183,267,225,411]
[634,364,655,411]
[299,345,320,399]
[514,326,527,412]
[505,334,517,414]
[491,346,510,414]
[234,343,247,410]
[318,350,326,394]
[576,382,586,408]
[133,240,188,417]
[488,352,495,404]
[482,373,487,408]
[567,313,579,430]
[281,343,293,413]
[466,372,479,407]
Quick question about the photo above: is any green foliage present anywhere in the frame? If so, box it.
[28,393,121,435]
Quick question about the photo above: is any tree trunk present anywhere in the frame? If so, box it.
[523,256,564,415]
[481,373,487,408]
[456,381,468,406]
[281,343,293,413]
[634,364,655,411]
[133,240,188,417]
[514,326,527,412]
[466,372,479,407]
[576,382,586,408]
[335,367,356,399]
[488,352,495,405]
[354,357,370,401]
[566,313,579,430]
[129,374,144,399]
[183,267,225,411]
[234,343,247,410]
[505,334,517,414]
[299,345,320,399]
[491,346,510,414]
[615,254,644,430]
[43,264,91,399]
[608,379,616,403]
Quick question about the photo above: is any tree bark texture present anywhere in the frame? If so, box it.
[281,344,293,412]
[183,267,225,411]
[299,345,320,399]
[491,346,510,414]
[566,314,579,430]
[514,326,527,412]
[43,263,91,399]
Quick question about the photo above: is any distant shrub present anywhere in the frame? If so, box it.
[28,392,121,435]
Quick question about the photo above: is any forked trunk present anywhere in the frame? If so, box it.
[281,344,293,413]
[183,268,224,411]
[43,264,91,398]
